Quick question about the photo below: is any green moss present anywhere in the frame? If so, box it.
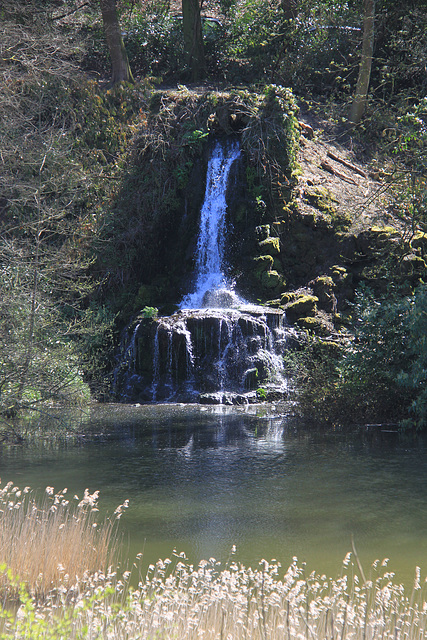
[261,270,282,289]
[304,187,338,215]
[331,265,351,284]
[411,231,427,252]
[280,291,299,305]
[401,254,427,274]
[315,276,335,288]
[370,225,400,237]
[259,237,280,255]
[285,294,318,319]
[254,255,274,272]
[332,210,352,231]
[303,187,352,231]
[255,225,270,241]
[296,316,331,336]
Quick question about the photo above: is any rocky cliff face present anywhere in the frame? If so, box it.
[108,85,426,374]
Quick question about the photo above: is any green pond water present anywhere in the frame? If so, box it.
[2,403,427,585]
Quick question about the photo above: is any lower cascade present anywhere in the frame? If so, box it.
[114,307,289,404]
[114,139,290,404]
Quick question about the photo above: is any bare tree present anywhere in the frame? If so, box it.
[349,0,375,125]
[99,0,134,85]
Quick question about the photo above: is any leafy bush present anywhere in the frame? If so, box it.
[291,284,427,428]
[336,287,412,423]
[399,285,427,428]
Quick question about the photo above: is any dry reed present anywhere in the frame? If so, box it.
[0,480,127,598]
[3,550,427,639]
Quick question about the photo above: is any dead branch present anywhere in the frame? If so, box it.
[320,159,357,184]
[326,150,367,177]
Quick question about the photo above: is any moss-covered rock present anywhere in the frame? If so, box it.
[304,187,338,215]
[254,255,274,271]
[280,291,299,305]
[309,275,337,313]
[285,294,318,321]
[295,316,333,336]
[261,269,283,289]
[401,254,427,277]
[356,226,401,254]
[259,236,280,255]
[256,225,271,241]
[370,225,400,238]
[410,231,427,254]
[331,265,349,281]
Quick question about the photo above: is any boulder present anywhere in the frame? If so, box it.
[285,294,318,321]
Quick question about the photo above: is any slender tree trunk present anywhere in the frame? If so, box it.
[100,0,134,85]
[349,0,375,125]
[14,231,40,412]
[182,0,206,82]
[280,0,297,21]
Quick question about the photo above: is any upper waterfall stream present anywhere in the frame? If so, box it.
[114,139,290,404]
[181,140,242,309]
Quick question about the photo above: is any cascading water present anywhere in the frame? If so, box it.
[114,138,290,404]
[181,139,242,309]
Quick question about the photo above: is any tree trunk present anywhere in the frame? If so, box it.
[349,0,375,125]
[100,0,134,85]
[182,0,206,82]
[280,0,298,21]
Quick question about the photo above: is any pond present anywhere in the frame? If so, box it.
[2,403,427,585]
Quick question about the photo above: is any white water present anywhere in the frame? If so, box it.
[181,140,242,309]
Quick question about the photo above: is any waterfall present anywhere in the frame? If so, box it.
[181,140,242,309]
[114,138,290,405]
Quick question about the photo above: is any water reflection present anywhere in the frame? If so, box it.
[1,404,427,585]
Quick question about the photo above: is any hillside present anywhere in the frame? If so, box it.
[1,0,426,431]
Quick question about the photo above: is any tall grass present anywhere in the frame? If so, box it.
[0,480,127,598]
[2,551,427,639]
[1,480,427,638]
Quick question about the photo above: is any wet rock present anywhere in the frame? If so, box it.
[243,367,259,390]
[200,393,223,404]
[259,237,280,255]
[254,255,274,272]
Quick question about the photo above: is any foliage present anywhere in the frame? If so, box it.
[0,5,144,413]
[291,285,427,429]
[336,287,412,424]
[284,335,344,424]
[0,251,92,417]
[140,306,158,319]
[399,285,427,428]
